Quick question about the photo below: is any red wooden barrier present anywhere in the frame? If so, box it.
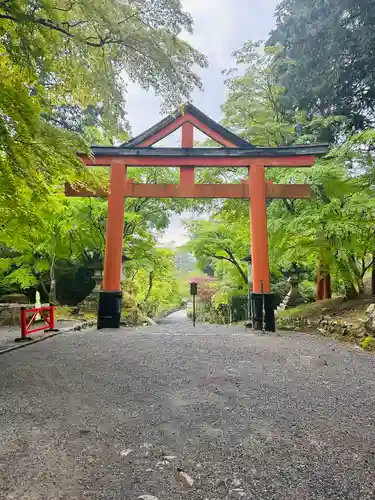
[15,304,57,342]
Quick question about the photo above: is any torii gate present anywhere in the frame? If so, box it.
[66,104,328,331]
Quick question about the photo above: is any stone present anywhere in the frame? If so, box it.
[0,303,28,326]
[175,469,194,488]
[364,303,375,333]
[0,293,29,304]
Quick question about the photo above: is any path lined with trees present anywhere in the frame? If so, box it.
[1,0,375,323]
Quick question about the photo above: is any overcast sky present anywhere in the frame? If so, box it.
[126,0,280,245]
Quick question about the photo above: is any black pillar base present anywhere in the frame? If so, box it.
[97,291,122,329]
[251,293,276,332]
[251,293,263,331]
[264,293,276,332]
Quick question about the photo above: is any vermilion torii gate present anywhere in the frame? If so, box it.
[67,104,328,331]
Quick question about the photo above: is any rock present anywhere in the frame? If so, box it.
[175,469,195,488]
[0,293,30,304]
[364,304,375,333]
[120,448,133,457]
[354,328,366,339]
[146,317,157,326]
[0,303,28,326]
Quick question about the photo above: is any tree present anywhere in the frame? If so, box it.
[0,0,206,113]
[0,163,192,304]
[0,0,207,211]
[222,41,295,147]
[221,40,344,148]
[186,215,249,287]
[267,158,375,298]
[207,36,375,304]
[128,248,181,317]
[268,0,375,130]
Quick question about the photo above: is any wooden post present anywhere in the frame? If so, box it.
[249,164,275,331]
[98,159,127,329]
[180,122,194,185]
[317,267,331,300]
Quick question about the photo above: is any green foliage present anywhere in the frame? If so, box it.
[299,281,316,304]
[186,27,375,321]
[267,159,375,296]
[221,40,340,147]
[0,0,206,231]
[0,181,187,312]
[127,248,182,317]
[268,0,375,130]
[222,41,294,147]
[186,214,249,288]
[1,0,206,115]
[361,336,374,351]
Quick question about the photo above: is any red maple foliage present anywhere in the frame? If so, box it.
[189,276,216,302]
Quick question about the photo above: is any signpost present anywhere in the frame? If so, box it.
[241,254,252,326]
[190,281,198,327]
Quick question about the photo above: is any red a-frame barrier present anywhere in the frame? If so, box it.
[67,104,328,331]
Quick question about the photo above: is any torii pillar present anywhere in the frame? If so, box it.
[97,159,127,329]
[249,164,274,330]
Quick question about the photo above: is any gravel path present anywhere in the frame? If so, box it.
[1,323,375,499]
[158,309,189,324]
[0,320,84,353]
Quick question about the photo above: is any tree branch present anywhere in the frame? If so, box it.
[283,199,295,213]
[0,5,149,56]
[87,200,105,243]
[362,260,375,277]
[142,271,154,304]
[224,248,249,285]
[205,249,248,285]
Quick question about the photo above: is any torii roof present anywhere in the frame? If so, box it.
[121,103,254,149]
[88,103,329,162]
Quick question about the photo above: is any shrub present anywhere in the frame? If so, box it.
[299,281,316,304]
[271,280,290,306]
[361,336,374,351]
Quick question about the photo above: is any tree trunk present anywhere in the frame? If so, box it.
[357,276,365,296]
[49,254,57,305]
[142,271,154,304]
[324,273,332,299]
[372,253,375,296]
[338,258,359,299]
[40,280,49,299]
[316,268,324,300]
[348,255,366,295]
[225,250,248,285]
[233,260,249,285]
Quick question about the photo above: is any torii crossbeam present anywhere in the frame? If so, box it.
[66,104,328,331]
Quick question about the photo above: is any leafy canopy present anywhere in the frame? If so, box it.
[0,0,207,208]
[268,0,375,130]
